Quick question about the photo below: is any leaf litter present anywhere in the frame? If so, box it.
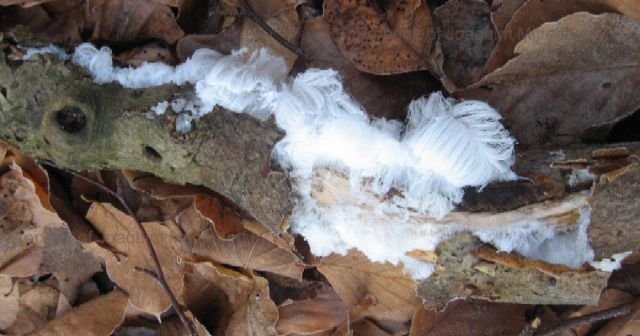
[1,0,640,334]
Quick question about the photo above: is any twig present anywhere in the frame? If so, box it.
[239,0,306,59]
[533,304,632,336]
[41,162,196,336]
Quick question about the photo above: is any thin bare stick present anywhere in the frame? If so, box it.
[41,162,196,336]
[534,304,632,336]
[239,0,306,59]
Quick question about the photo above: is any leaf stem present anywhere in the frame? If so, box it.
[239,0,306,59]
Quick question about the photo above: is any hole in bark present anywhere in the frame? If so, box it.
[143,146,162,162]
[0,87,6,99]
[607,109,640,142]
[55,106,87,133]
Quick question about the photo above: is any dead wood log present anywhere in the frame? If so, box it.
[2,47,639,306]
[0,53,291,233]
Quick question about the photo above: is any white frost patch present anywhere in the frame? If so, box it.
[21,44,70,61]
[150,101,169,116]
[25,43,605,278]
[590,251,632,272]
[475,206,594,268]
[569,169,594,188]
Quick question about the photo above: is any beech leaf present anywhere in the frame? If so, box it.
[276,286,349,335]
[459,12,640,145]
[29,290,129,336]
[317,250,420,322]
[483,0,640,74]
[84,203,183,317]
[324,0,433,75]
[193,227,304,280]
[434,0,497,87]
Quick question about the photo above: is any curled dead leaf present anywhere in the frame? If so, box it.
[183,262,278,336]
[276,285,349,335]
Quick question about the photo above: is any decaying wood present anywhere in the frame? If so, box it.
[0,53,291,233]
[418,233,610,310]
[2,47,640,307]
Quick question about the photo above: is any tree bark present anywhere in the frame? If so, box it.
[0,53,291,233]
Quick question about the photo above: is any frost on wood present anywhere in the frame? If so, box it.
[18,43,521,277]
[8,42,636,285]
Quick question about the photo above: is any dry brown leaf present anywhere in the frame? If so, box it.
[323,0,432,75]
[84,202,183,317]
[490,0,528,34]
[0,2,85,46]
[4,280,64,335]
[183,262,278,336]
[595,299,640,336]
[84,0,184,44]
[409,300,528,336]
[276,285,348,335]
[115,42,177,67]
[484,0,640,74]
[156,311,212,336]
[175,32,242,61]
[1,141,52,211]
[459,12,640,146]
[0,275,19,330]
[351,319,392,336]
[317,250,420,322]
[122,170,212,200]
[0,167,101,302]
[193,226,304,279]
[29,290,128,336]
[300,18,440,120]
[434,0,497,87]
